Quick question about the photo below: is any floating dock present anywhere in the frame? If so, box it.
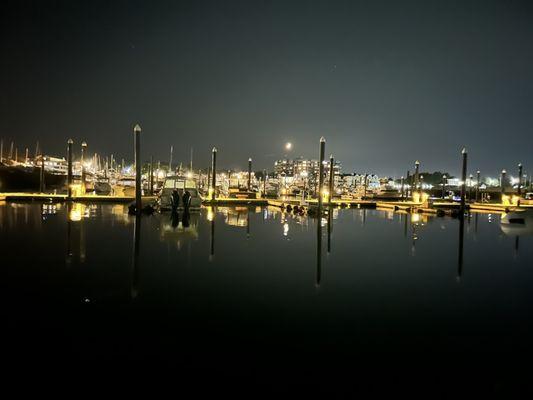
[1,192,532,215]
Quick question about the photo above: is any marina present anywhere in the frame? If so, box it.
[4,0,533,394]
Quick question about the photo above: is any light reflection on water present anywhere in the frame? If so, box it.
[1,202,533,370]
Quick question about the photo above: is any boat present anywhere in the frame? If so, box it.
[94,177,112,195]
[500,208,533,235]
[0,164,67,192]
[157,175,202,210]
[113,176,136,197]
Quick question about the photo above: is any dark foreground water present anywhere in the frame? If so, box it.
[2,202,533,395]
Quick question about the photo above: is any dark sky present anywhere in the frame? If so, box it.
[1,0,532,177]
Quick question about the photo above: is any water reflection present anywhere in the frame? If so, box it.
[131,214,141,299]
[457,213,465,281]
[316,216,322,287]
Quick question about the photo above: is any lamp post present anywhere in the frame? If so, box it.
[501,169,507,195]
[400,176,405,199]
[442,174,447,199]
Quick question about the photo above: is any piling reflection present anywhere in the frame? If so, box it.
[457,213,465,281]
[327,209,332,254]
[210,214,215,260]
[131,214,141,299]
[316,216,322,287]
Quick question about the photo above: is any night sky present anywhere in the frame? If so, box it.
[2,0,532,176]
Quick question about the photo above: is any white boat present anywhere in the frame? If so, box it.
[158,175,202,210]
[500,208,533,235]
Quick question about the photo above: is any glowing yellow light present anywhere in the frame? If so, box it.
[411,213,421,223]
[207,207,214,221]
[69,203,85,222]
[285,142,292,151]
[70,184,83,197]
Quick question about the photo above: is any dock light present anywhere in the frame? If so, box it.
[502,194,511,206]
[207,207,214,222]
[186,172,193,179]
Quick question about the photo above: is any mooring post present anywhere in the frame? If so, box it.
[248,157,252,191]
[414,160,420,198]
[211,147,217,201]
[134,124,142,214]
[476,170,481,202]
[263,169,267,198]
[460,148,467,212]
[81,141,87,192]
[406,170,411,198]
[150,155,154,195]
[469,174,473,201]
[67,139,73,200]
[328,154,334,205]
[318,137,326,210]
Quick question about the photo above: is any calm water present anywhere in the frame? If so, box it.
[2,202,533,392]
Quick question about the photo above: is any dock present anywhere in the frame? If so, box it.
[0,192,156,203]
[1,192,532,215]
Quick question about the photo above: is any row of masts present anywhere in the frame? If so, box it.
[0,139,194,176]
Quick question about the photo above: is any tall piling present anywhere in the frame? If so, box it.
[328,154,334,204]
[248,157,252,191]
[134,124,142,214]
[40,151,45,193]
[476,170,481,202]
[501,169,507,195]
[211,147,217,200]
[81,141,87,191]
[517,163,523,197]
[263,169,267,198]
[150,155,154,195]
[414,161,420,197]
[406,170,411,198]
[460,148,467,212]
[318,137,326,210]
